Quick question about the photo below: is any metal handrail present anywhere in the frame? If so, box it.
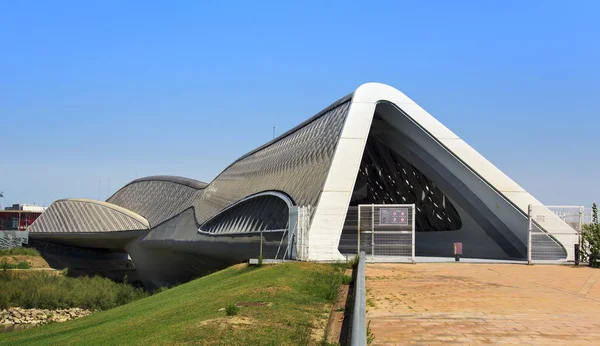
[351,251,367,346]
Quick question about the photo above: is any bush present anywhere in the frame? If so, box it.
[16,261,31,269]
[225,303,239,316]
[0,271,148,310]
[582,203,600,267]
[0,248,40,257]
[1,260,10,271]
[348,255,360,268]
[0,260,30,270]
[257,254,264,267]
[341,274,353,285]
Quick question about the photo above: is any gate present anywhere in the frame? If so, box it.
[528,204,582,263]
[358,204,415,262]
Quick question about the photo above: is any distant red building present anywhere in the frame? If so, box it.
[0,204,46,231]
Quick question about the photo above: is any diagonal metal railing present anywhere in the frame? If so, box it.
[351,251,367,346]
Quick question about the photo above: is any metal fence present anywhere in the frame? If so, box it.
[338,206,360,256]
[528,205,581,263]
[358,204,415,263]
[545,205,585,233]
[0,231,29,249]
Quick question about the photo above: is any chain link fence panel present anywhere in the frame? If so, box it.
[358,204,415,262]
[528,205,581,263]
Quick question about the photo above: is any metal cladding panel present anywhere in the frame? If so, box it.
[194,100,352,225]
[125,175,208,190]
[107,180,202,227]
[28,200,149,233]
[200,195,289,234]
[0,231,29,249]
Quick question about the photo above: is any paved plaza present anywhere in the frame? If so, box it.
[366,263,600,345]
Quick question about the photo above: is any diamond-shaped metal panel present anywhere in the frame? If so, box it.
[194,100,352,225]
[107,180,202,227]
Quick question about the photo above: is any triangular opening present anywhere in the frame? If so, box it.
[338,103,529,259]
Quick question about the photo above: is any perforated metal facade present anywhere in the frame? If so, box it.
[0,231,29,249]
[108,178,205,227]
[200,194,289,234]
[194,99,352,224]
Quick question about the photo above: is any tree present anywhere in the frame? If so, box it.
[582,203,600,267]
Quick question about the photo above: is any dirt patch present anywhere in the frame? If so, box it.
[236,301,271,307]
[0,255,49,268]
[229,263,249,271]
[198,316,255,328]
[261,286,292,294]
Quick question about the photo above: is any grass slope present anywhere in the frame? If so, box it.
[0,248,40,257]
[0,262,345,346]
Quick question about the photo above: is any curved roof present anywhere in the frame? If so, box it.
[124,175,208,190]
[107,176,205,227]
[28,198,149,233]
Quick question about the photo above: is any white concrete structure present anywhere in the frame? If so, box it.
[28,83,575,288]
[309,83,575,261]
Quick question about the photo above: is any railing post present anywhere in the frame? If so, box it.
[371,204,375,262]
[528,204,532,265]
[411,204,416,263]
[259,230,263,261]
[578,205,584,265]
[357,205,361,254]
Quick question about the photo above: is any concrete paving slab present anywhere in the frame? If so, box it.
[366,263,600,345]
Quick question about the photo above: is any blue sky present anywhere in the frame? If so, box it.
[1,1,598,207]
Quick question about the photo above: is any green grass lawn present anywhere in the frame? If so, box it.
[0,262,347,346]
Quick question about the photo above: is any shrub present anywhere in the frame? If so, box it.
[582,203,600,267]
[257,254,264,267]
[0,271,148,310]
[0,260,30,270]
[348,255,360,268]
[225,303,239,316]
[16,261,31,269]
[341,274,353,285]
[1,260,10,271]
